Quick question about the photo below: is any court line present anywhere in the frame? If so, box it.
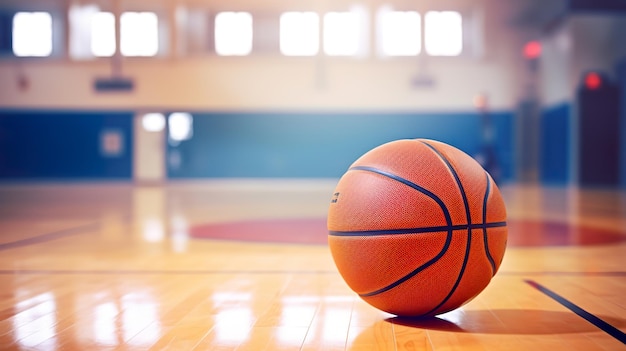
[504,271,626,276]
[525,280,626,344]
[0,222,99,251]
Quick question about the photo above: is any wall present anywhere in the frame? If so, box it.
[0,110,133,179]
[0,0,530,111]
[167,111,514,180]
[539,103,570,185]
[539,22,572,185]
[0,0,536,181]
[620,59,626,189]
[539,13,626,186]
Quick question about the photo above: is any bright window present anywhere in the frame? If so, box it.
[323,12,359,56]
[168,113,193,144]
[120,12,159,57]
[378,10,420,56]
[280,12,319,56]
[142,113,165,132]
[12,12,53,57]
[424,11,462,56]
[215,12,253,56]
[92,12,115,57]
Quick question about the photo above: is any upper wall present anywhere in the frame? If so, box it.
[540,13,626,106]
[540,22,572,106]
[0,0,535,112]
[538,11,626,185]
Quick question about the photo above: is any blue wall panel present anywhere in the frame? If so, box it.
[0,110,133,180]
[540,103,571,185]
[0,109,514,181]
[168,111,515,181]
[618,59,626,189]
[492,111,516,182]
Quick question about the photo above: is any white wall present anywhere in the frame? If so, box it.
[540,13,626,106]
[538,12,626,185]
[540,22,572,106]
[0,0,535,112]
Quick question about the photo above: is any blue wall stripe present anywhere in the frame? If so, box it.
[0,110,133,180]
[618,59,626,189]
[540,103,570,185]
[168,111,515,180]
[0,110,514,180]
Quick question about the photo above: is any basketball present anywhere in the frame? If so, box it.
[327,139,508,317]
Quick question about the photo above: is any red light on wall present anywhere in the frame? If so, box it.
[584,72,602,90]
[523,41,541,59]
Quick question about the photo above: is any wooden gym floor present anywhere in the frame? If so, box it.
[0,181,624,350]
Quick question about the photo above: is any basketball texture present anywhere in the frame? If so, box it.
[327,139,507,317]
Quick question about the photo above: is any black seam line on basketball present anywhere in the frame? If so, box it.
[348,165,455,298]
[420,141,473,316]
[525,280,626,344]
[482,172,498,276]
[419,141,472,225]
[359,229,455,298]
[348,165,453,227]
[328,222,507,237]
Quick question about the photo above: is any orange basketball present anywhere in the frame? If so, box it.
[327,139,507,317]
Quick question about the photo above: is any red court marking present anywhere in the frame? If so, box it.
[506,220,625,247]
[190,218,329,245]
[189,219,626,247]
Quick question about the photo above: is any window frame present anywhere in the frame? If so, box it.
[423,10,464,57]
[376,8,422,58]
[322,8,368,58]
[2,7,64,60]
[279,11,320,57]
[214,11,254,57]
[376,5,481,60]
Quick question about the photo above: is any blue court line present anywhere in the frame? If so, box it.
[525,280,626,344]
[506,271,626,276]
[0,222,99,251]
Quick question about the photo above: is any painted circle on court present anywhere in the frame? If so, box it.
[189,218,625,247]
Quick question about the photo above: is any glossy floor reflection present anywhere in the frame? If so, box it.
[0,182,624,350]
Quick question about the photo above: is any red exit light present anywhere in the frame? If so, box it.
[523,41,541,59]
[584,72,602,90]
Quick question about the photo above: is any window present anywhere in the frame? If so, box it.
[323,12,360,56]
[142,113,166,132]
[92,12,115,57]
[120,12,158,57]
[215,12,253,56]
[279,12,319,56]
[424,11,462,56]
[12,12,52,57]
[168,113,193,145]
[377,9,420,56]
